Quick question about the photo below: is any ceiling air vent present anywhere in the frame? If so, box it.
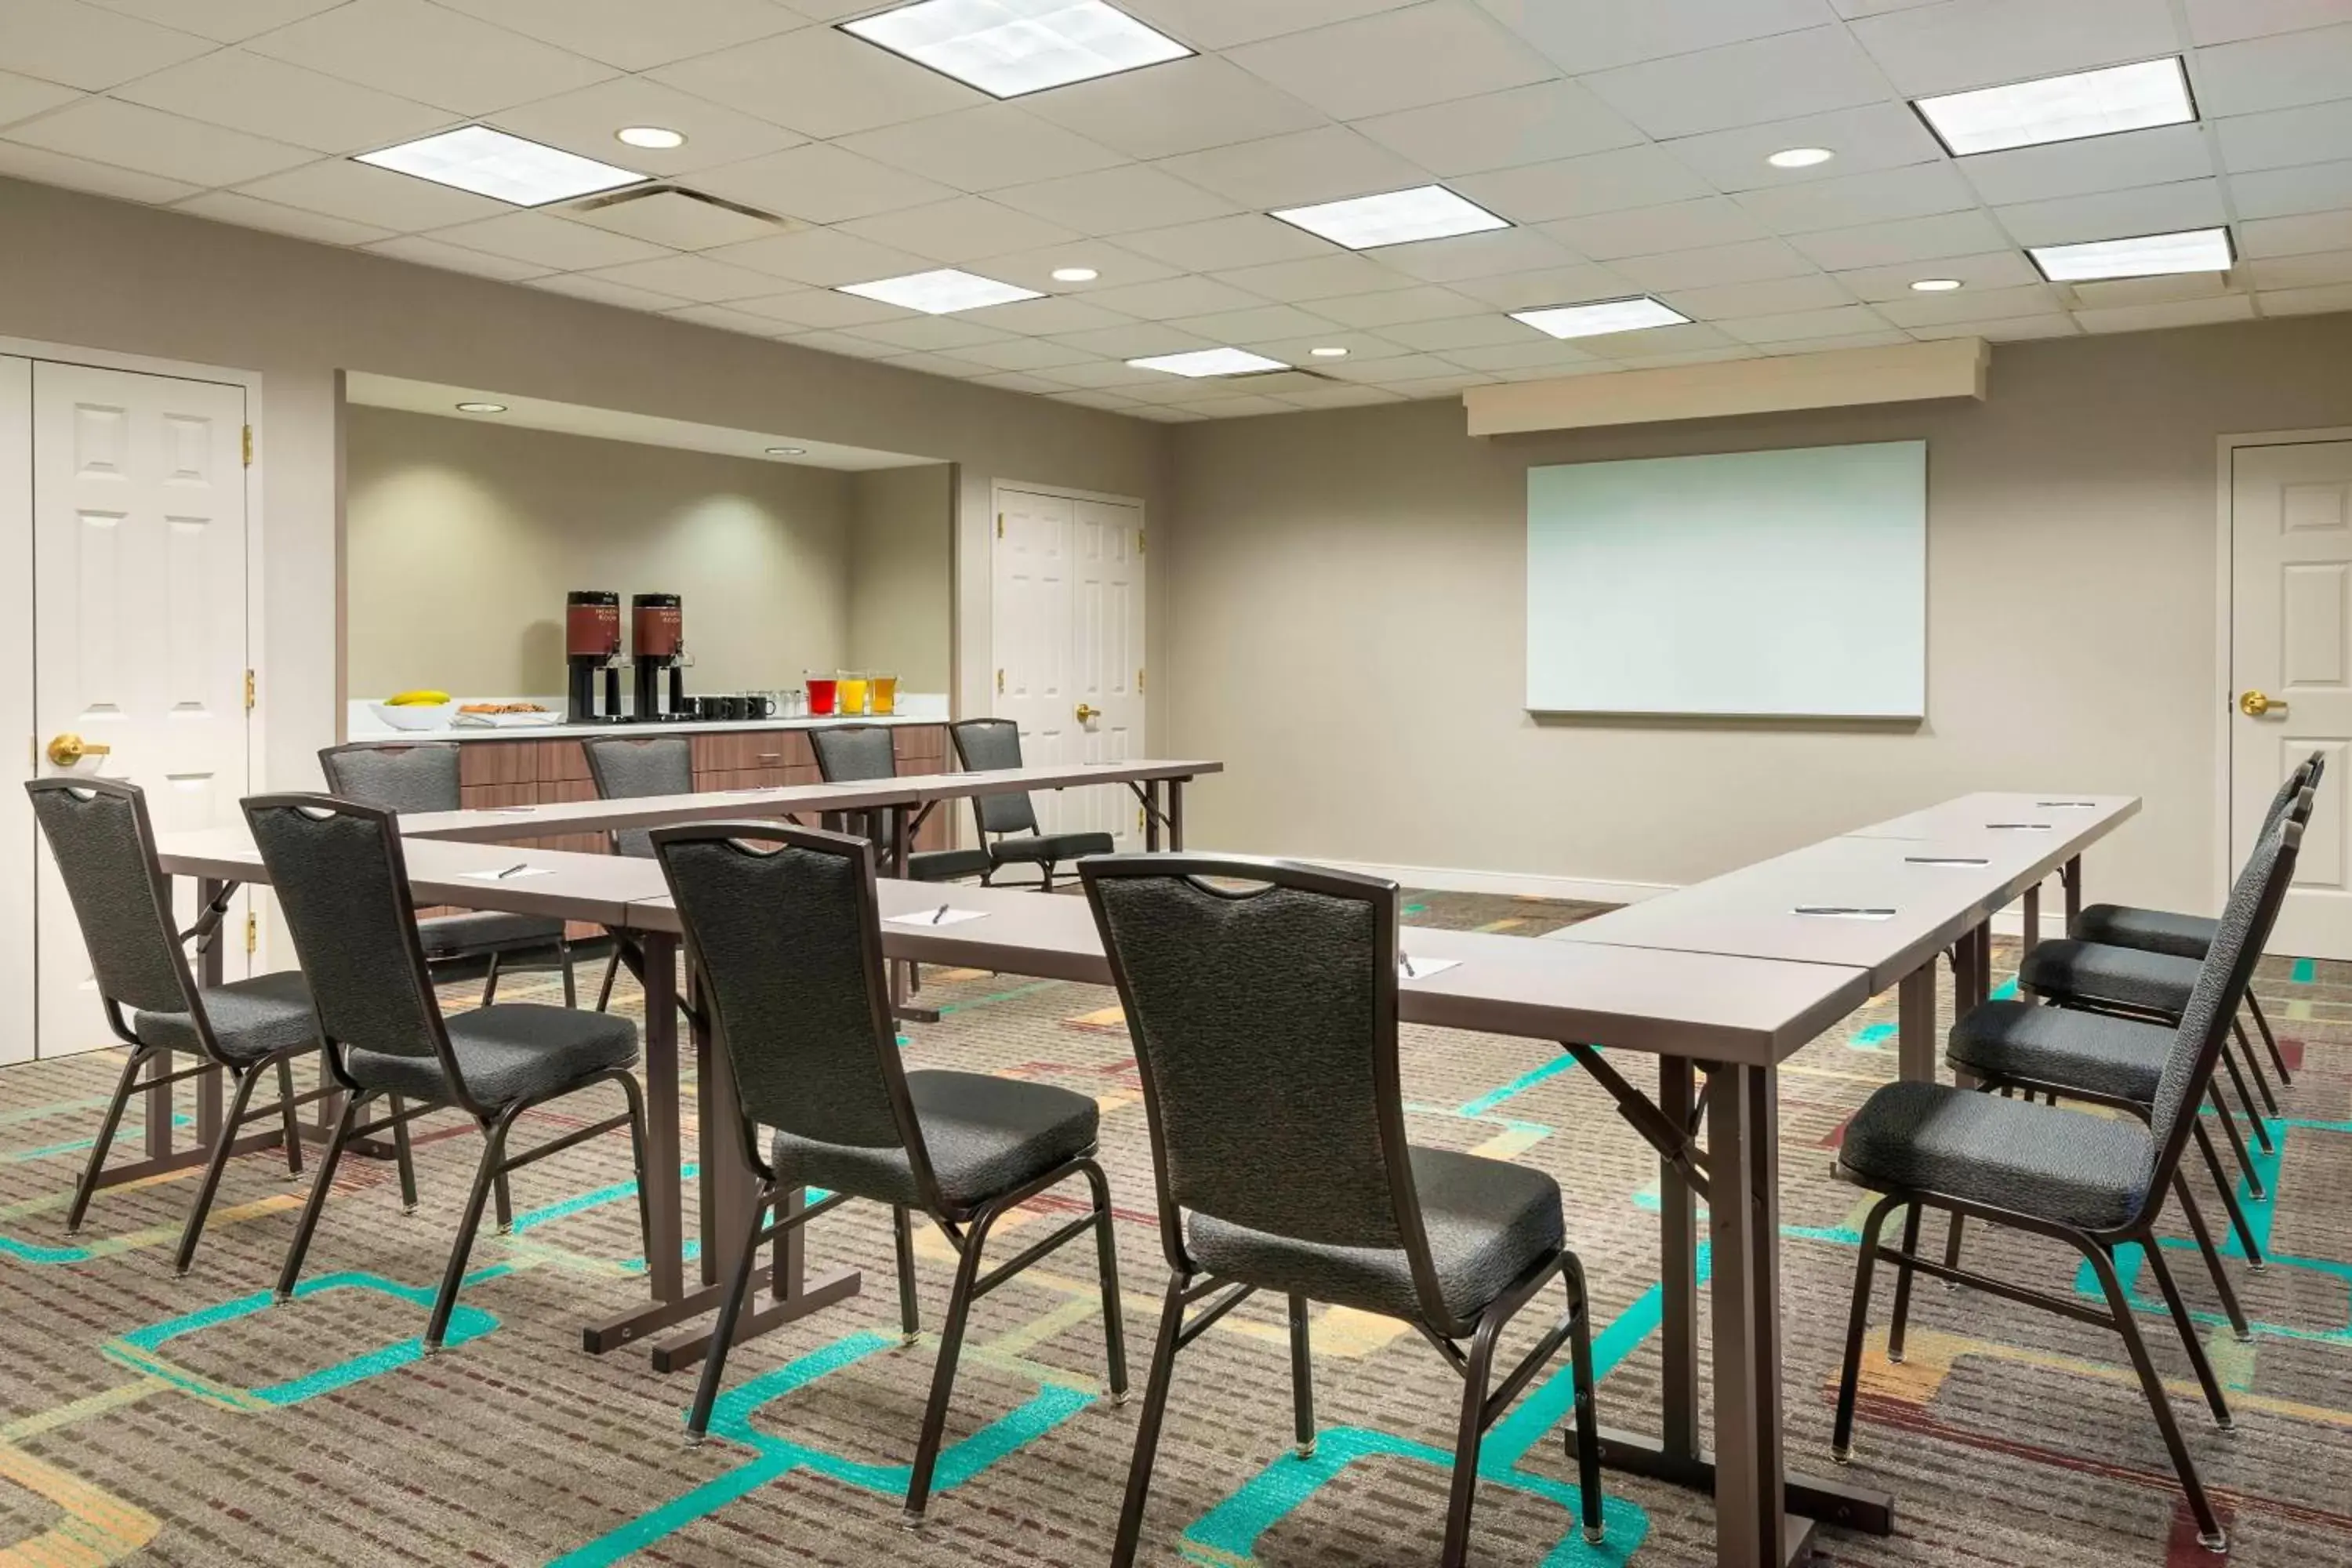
[2063,271,2236,310]
[563,187,799,251]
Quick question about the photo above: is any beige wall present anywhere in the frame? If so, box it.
[1165,314,2352,918]
[848,464,956,692]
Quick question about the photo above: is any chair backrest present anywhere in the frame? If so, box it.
[24,779,202,1036]
[242,794,467,1102]
[1081,854,1457,1326]
[949,718,1039,836]
[810,725,898,784]
[652,822,936,1200]
[2141,805,2304,1218]
[582,735,695,858]
[2259,757,2318,838]
[318,742,461,814]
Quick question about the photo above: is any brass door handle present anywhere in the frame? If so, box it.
[2240,690,2288,718]
[1075,703,1100,724]
[46,733,111,768]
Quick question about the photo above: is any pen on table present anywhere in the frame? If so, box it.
[495,862,528,880]
[1401,955,1417,978]
[929,903,949,924]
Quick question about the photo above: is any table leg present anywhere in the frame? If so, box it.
[2063,854,2082,926]
[2020,884,2041,963]
[1659,1056,1701,1459]
[1169,779,1185,850]
[1897,964,1938,1084]
[1144,780,1162,852]
[1708,1062,1801,1568]
[582,932,684,1353]
[193,879,225,1149]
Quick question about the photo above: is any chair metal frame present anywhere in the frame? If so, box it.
[245,793,652,1351]
[947,717,1107,892]
[1080,852,1606,1568]
[651,821,1127,1528]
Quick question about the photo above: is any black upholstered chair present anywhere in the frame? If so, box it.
[809,724,989,883]
[245,794,649,1352]
[319,742,575,1007]
[1831,818,2302,1555]
[580,735,696,1009]
[652,822,1125,1526]
[1080,855,1605,1568]
[947,717,1112,891]
[27,778,323,1274]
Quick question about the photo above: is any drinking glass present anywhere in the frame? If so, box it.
[837,670,869,717]
[870,673,898,716]
[806,674,837,716]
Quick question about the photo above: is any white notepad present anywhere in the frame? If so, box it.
[1399,956,1460,981]
[886,908,989,927]
[458,866,554,883]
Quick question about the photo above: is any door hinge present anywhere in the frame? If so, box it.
[243,670,256,710]
[241,425,252,467]
[1137,528,1145,555]
[244,912,258,955]
[996,667,1005,694]
[1137,667,1145,694]
[1137,806,1145,833]
[996,512,1004,539]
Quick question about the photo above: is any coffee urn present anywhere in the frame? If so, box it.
[564,590,624,724]
[630,593,687,722]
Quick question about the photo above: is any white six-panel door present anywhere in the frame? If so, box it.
[0,358,31,1065]
[2231,438,2352,960]
[27,361,252,1060]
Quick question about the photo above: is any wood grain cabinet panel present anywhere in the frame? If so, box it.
[539,740,590,782]
[458,739,536,788]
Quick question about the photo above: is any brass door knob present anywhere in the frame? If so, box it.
[46,733,111,768]
[2239,690,2288,718]
[1075,703,1100,724]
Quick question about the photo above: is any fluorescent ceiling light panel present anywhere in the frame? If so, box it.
[2028,225,2234,281]
[1272,184,1509,250]
[1914,57,2193,156]
[357,125,647,207]
[1510,296,1690,339]
[835,267,1044,314]
[1126,347,1288,377]
[841,0,1192,98]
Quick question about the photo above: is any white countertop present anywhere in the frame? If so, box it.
[347,691,949,742]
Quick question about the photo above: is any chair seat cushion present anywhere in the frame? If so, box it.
[2071,903,2216,961]
[989,831,1116,866]
[1187,1146,1565,1324]
[2019,939,2199,1018]
[1946,1000,2168,1105]
[135,968,318,1065]
[416,909,567,959]
[907,848,992,883]
[1838,1080,2154,1231]
[345,1004,637,1109]
[771,1069,1098,1210]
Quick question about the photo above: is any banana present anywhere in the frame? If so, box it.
[387,689,451,706]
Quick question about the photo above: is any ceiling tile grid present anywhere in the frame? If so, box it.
[0,0,2343,419]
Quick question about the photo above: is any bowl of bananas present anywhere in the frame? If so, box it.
[371,690,458,731]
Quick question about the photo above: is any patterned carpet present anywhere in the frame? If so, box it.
[0,889,2346,1568]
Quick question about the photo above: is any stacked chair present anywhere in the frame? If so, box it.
[947,717,1113,891]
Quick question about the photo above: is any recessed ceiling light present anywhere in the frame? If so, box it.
[835,267,1044,314]
[356,125,646,207]
[1913,56,2194,157]
[1309,346,1350,358]
[2027,225,2234,282]
[1052,266,1100,282]
[616,126,685,150]
[1272,184,1509,251]
[841,0,1192,99]
[1767,147,1834,169]
[455,401,506,413]
[765,446,807,456]
[1510,296,1691,339]
[1910,278,1964,292]
[1127,347,1289,378]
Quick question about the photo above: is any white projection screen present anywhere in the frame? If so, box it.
[1526,440,1926,719]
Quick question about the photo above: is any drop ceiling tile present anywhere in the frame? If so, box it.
[1833,248,2043,297]
[2258,281,2352,314]
[2193,23,2352,118]
[1661,103,1945,192]
[1611,237,1820,289]
[0,0,210,93]
[2245,248,2352,288]
[1272,381,1409,408]
[1446,263,1637,309]
[1905,312,2078,339]
[494,77,804,178]
[1321,350,1481,381]
[778,327,901,358]
[693,143,953,226]
[1167,303,1348,342]
[2184,0,2352,47]
[1376,226,1579,281]
[176,188,397,244]
[966,369,1073,394]
[1788,208,2012,268]
[429,210,673,270]
[1441,338,1606,370]
[1671,272,1855,318]
[5,96,316,186]
[1991,178,2227,246]
[1119,213,1338,270]
[110,48,450,155]
[1476,0,1835,72]
[89,0,346,42]
[1873,280,2060,324]
[1606,343,1765,367]
[528,271,691,311]
[2229,158,2352,220]
[838,105,1129,194]
[0,71,78,129]
[1566,321,1739,357]
[247,0,615,117]
[728,288,917,328]
[1249,329,1416,361]
[1377,370,1499,395]
[837,197,1081,264]
[2072,294,2257,332]
[650,25,983,141]
[1160,392,1300,417]
[993,164,1238,234]
[1453,145,1713,224]
[973,241,1181,293]
[0,140,196,201]
[1021,55,1325,161]
[1081,274,1269,319]
[2238,209,2352,257]
[663,303,798,337]
[363,234,552,281]
[1301,284,1494,325]
[1755,328,1914,352]
[1382,312,1547,350]
[234,158,504,230]
[1032,358,1165,388]
[881,350,991,377]
[941,336,1103,372]
[1210,253,1417,301]
[431,0,803,71]
[1959,123,2215,206]
[848,316,1015,352]
[705,227,934,285]
[2215,100,2352,175]
[1352,80,1642,176]
[1156,126,1430,210]
[1579,27,1893,140]
[1735,161,1978,234]
[1713,303,1893,342]
[1048,387,1146,408]
[577,253,790,303]
[1846,0,2180,97]
[1225,2,1559,122]
[1049,322,1219,358]
[1543,195,1773,259]
[568,189,787,249]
